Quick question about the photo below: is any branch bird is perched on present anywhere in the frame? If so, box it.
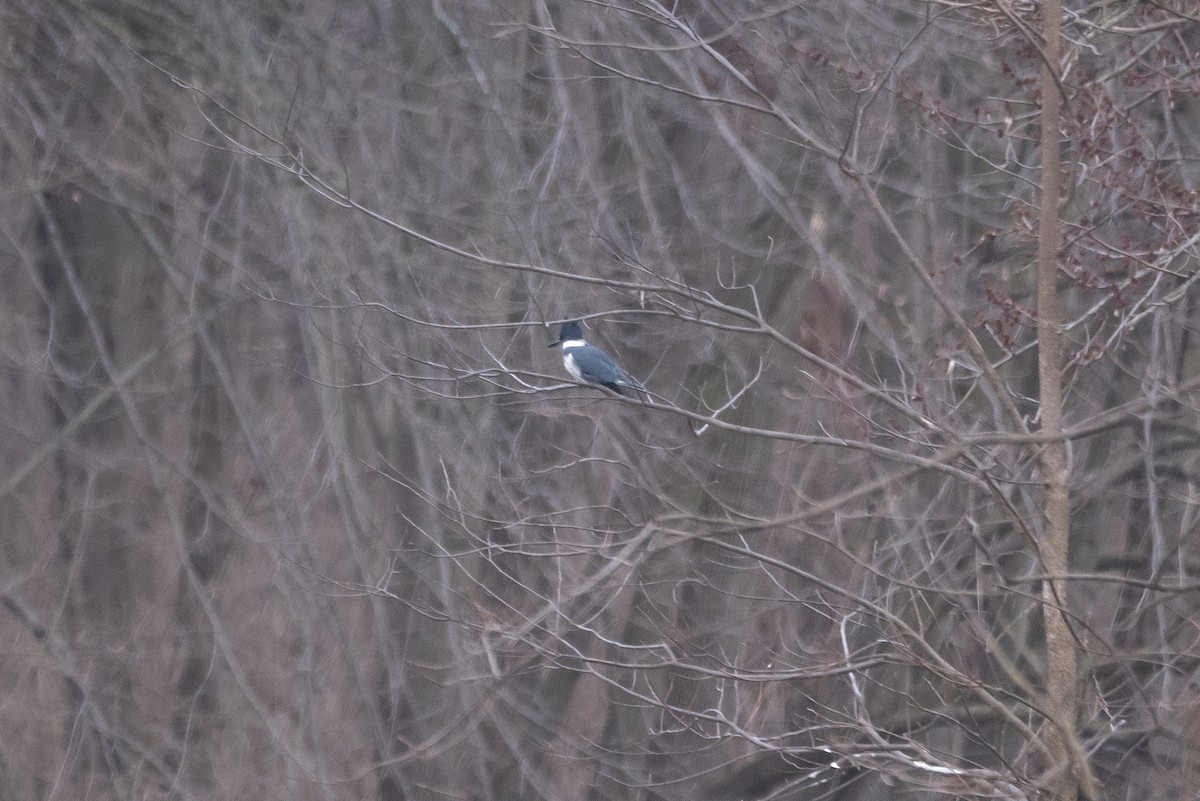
[548,320,648,399]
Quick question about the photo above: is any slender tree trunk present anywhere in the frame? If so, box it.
[1035,4,1092,800]
[544,567,636,801]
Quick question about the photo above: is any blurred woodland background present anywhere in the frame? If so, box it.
[2,1,1200,799]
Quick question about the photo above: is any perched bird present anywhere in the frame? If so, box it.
[548,320,647,398]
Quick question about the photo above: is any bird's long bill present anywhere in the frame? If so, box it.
[547,339,561,348]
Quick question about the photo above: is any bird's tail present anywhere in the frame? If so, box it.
[629,378,654,406]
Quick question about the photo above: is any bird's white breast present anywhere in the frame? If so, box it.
[562,351,585,382]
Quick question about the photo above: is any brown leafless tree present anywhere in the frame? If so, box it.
[1,1,1199,800]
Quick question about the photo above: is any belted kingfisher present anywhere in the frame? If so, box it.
[548,320,647,398]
